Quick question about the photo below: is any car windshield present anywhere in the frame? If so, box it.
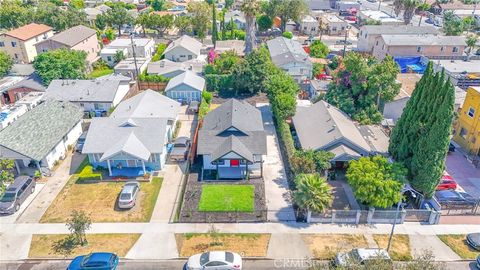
[120,193,131,200]
[0,192,15,202]
[349,250,362,262]
[225,252,234,263]
[200,252,210,265]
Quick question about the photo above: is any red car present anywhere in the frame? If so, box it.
[436,173,457,191]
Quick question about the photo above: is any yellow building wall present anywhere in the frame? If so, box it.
[453,87,480,155]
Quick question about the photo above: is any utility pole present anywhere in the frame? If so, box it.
[342,26,350,58]
[378,0,382,11]
[418,0,427,26]
[130,33,139,80]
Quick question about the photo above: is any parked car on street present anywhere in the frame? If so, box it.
[0,176,36,215]
[170,136,191,162]
[467,233,480,251]
[476,254,480,268]
[67,252,119,270]
[117,181,140,209]
[435,190,477,206]
[448,142,455,152]
[75,132,87,153]
[335,40,353,45]
[185,251,242,270]
[436,172,457,191]
[335,248,392,267]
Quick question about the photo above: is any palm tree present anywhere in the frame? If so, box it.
[403,0,419,25]
[293,174,333,222]
[393,0,403,17]
[241,0,259,54]
[466,34,478,61]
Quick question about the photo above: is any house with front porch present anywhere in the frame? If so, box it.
[197,99,267,180]
[82,90,180,177]
[0,101,83,173]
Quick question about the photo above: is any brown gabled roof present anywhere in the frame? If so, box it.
[4,23,52,41]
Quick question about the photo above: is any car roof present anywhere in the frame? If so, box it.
[7,176,31,190]
[207,251,226,262]
[174,136,190,144]
[121,184,136,194]
[435,190,458,198]
[85,252,114,263]
[355,248,390,260]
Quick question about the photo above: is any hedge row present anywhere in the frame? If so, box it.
[78,165,102,181]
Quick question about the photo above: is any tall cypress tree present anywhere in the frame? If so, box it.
[389,63,455,197]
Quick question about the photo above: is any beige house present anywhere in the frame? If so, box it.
[0,23,54,63]
[320,14,349,36]
[35,25,100,64]
[372,34,467,60]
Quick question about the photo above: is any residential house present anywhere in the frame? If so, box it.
[453,86,480,157]
[1,73,45,105]
[300,15,319,35]
[163,35,203,62]
[357,10,403,25]
[42,76,131,116]
[35,25,100,64]
[82,90,180,176]
[292,101,389,166]
[147,59,204,78]
[114,58,149,78]
[0,101,83,172]
[165,71,205,103]
[224,10,246,30]
[429,0,477,15]
[372,34,467,60]
[100,38,155,66]
[83,5,111,25]
[320,14,349,36]
[197,99,267,179]
[267,37,313,83]
[0,23,54,63]
[433,59,480,90]
[357,25,439,53]
[214,40,246,57]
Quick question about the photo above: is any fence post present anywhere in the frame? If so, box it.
[428,210,440,225]
[331,210,336,223]
[355,210,361,224]
[367,208,375,224]
[306,210,312,223]
[399,209,407,224]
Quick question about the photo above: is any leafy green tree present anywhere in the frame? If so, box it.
[34,2,88,31]
[265,71,299,119]
[66,210,91,246]
[282,31,293,39]
[0,160,15,194]
[232,46,276,94]
[136,13,151,36]
[463,16,476,31]
[0,52,14,78]
[33,49,87,84]
[210,50,242,74]
[346,156,406,208]
[95,13,108,30]
[188,1,210,41]
[309,40,329,58]
[257,14,273,32]
[151,0,165,11]
[293,174,333,219]
[325,53,400,124]
[241,0,259,54]
[0,0,33,29]
[105,5,134,36]
[69,0,84,9]
[389,62,455,197]
[224,0,234,9]
[266,0,308,32]
[290,150,334,174]
[174,15,192,35]
[466,34,478,55]
[313,63,324,77]
[443,11,464,36]
[149,13,174,36]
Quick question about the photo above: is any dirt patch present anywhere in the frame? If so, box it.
[302,234,368,260]
[175,233,270,257]
[29,234,140,258]
[373,234,412,261]
[212,92,269,106]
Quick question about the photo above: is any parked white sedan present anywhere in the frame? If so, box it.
[185,251,242,270]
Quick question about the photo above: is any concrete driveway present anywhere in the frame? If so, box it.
[446,150,480,199]
[0,183,45,224]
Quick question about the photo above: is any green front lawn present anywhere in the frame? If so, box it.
[89,67,114,78]
[198,185,254,212]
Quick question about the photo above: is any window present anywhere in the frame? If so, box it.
[188,55,192,60]
[452,47,459,53]
[11,41,16,47]
[43,33,48,39]
[382,44,385,50]
[375,41,379,46]
[364,34,367,38]
[416,46,423,53]
[35,37,39,42]
[107,56,112,62]
[150,154,157,162]
[468,107,475,118]
[211,160,225,165]
[204,261,227,267]
[0,42,4,47]
[459,127,468,139]
[440,46,445,52]
[14,53,18,59]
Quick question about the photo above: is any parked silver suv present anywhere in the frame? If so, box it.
[118,181,140,209]
[0,176,36,215]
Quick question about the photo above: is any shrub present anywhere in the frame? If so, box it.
[151,43,167,62]
[202,91,213,104]
[282,31,293,39]
[198,97,210,120]
[138,72,170,83]
[309,40,329,58]
[77,165,102,181]
[205,74,234,92]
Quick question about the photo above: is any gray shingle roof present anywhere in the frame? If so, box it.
[164,35,203,56]
[43,79,123,103]
[197,99,267,160]
[4,73,45,92]
[165,71,205,92]
[381,34,467,46]
[45,25,97,47]
[111,89,180,120]
[0,101,83,160]
[361,25,439,35]
[267,37,312,67]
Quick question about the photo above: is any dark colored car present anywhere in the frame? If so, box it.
[448,142,455,152]
[0,176,36,215]
[67,252,119,270]
[467,233,480,251]
[476,255,480,269]
[435,190,477,206]
[75,132,87,153]
[335,40,353,45]
[170,136,191,162]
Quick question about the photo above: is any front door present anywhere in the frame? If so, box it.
[230,159,239,167]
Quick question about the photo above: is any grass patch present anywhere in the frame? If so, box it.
[175,233,270,257]
[29,234,140,258]
[302,234,368,260]
[373,234,412,261]
[40,176,163,223]
[209,103,220,111]
[88,67,114,78]
[198,185,254,212]
[438,234,480,259]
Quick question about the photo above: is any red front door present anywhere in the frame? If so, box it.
[230,159,239,167]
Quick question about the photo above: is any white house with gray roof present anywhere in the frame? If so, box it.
[100,38,155,66]
[43,76,131,116]
[266,37,313,83]
[163,35,203,62]
[165,71,205,103]
[82,90,180,176]
[147,59,204,78]
[197,99,267,180]
[0,101,83,172]
[292,101,389,165]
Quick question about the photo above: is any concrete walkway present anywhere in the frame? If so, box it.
[267,233,312,259]
[126,232,178,259]
[257,103,296,222]
[409,235,461,262]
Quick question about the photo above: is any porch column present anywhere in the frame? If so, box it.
[245,161,248,180]
[107,159,112,176]
[260,160,263,178]
[36,160,41,172]
[142,160,146,174]
[216,162,219,180]
[14,160,20,175]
